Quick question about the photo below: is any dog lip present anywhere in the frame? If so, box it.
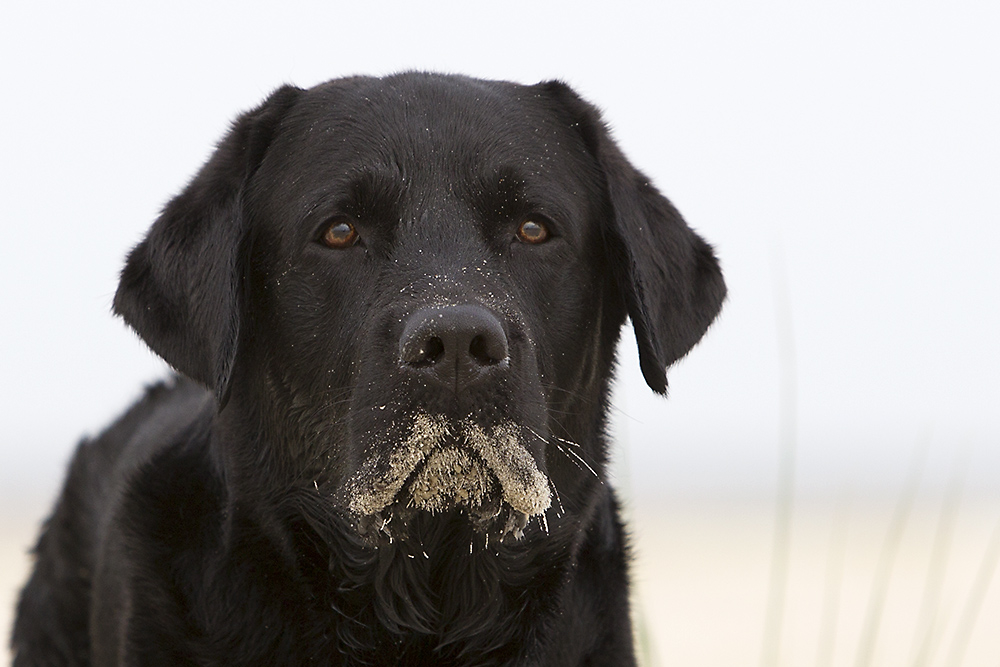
[402,445,497,513]
[348,412,451,516]
[460,420,551,516]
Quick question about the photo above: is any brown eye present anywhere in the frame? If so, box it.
[321,219,359,249]
[516,217,550,244]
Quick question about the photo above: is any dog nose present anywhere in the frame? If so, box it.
[399,305,509,390]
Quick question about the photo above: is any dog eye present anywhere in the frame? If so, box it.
[320,219,359,249]
[516,217,551,245]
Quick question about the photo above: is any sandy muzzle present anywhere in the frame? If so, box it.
[349,413,551,518]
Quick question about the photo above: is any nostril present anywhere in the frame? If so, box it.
[402,335,445,366]
[421,337,445,365]
[469,334,502,365]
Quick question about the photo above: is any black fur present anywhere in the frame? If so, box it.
[12,73,725,666]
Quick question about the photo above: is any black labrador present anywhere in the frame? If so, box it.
[12,73,725,666]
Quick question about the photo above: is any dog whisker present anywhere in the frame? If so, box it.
[551,434,582,448]
[524,424,602,482]
[554,442,601,481]
[547,477,565,517]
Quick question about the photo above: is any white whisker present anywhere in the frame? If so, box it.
[551,434,582,448]
[548,478,565,516]
[555,443,600,481]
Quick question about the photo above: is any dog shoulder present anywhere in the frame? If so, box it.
[87,375,219,538]
[87,379,224,664]
[12,377,218,665]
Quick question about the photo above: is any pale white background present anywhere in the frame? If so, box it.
[2,0,997,503]
[2,2,999,664]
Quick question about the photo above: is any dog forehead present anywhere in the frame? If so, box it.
[247,74,601,257]
[266,74,591,190]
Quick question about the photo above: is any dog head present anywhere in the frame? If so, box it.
[114,73,725,542]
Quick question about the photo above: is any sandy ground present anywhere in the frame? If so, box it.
[3,499,999,666]
[628,499,1000,667]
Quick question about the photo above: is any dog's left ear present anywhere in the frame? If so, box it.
[113,85,302,406]
[538,81,726,394]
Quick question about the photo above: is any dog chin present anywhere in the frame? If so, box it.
[354,497,534,547]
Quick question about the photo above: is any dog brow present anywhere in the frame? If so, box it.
[466,165,528,221]
[338,166,407,222]
[468,164,577,233]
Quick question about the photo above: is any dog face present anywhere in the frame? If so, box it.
[242,77,615,537]
[114,73,725,543]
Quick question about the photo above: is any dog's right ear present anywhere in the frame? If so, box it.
[113,85,302,406]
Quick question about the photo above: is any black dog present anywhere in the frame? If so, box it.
[12,73,724,666]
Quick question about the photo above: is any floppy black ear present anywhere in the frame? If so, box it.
[113,85,302,405]
[539,81,726,394]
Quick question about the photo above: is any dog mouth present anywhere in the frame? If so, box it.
[404,446,496,513]
[349,413,550,540]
